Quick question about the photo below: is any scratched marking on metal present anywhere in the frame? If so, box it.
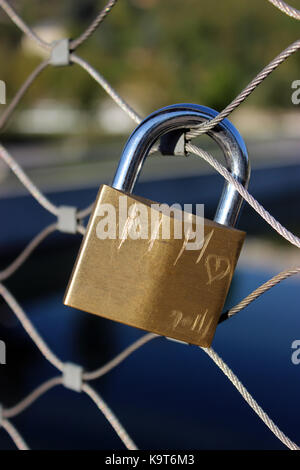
[205,254,231,285]
[64,185,245,347]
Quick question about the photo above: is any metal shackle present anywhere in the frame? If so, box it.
[112,103,250,227]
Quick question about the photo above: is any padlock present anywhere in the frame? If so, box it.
[64,104,250,347]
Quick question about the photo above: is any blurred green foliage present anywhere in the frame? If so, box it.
[0,0,299,114]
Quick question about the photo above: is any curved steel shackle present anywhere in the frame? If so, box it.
[112,103,250,228]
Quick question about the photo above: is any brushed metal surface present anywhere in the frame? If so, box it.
[64,185,245,347]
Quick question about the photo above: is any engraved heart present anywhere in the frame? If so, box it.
[205,254,231,285]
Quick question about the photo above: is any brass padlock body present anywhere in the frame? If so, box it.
[65,184,245,347]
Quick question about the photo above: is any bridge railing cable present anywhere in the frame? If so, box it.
[0,0,299,450]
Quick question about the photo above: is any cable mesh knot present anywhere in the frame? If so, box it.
[50,39,70,66]
[57,206,77,234]
[63,362,83,392]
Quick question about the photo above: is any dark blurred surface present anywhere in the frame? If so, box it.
[0,169,300,450]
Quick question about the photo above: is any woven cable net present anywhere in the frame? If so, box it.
[0,0,299,450]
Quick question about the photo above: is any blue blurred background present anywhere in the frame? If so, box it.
[0,0,300,450]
